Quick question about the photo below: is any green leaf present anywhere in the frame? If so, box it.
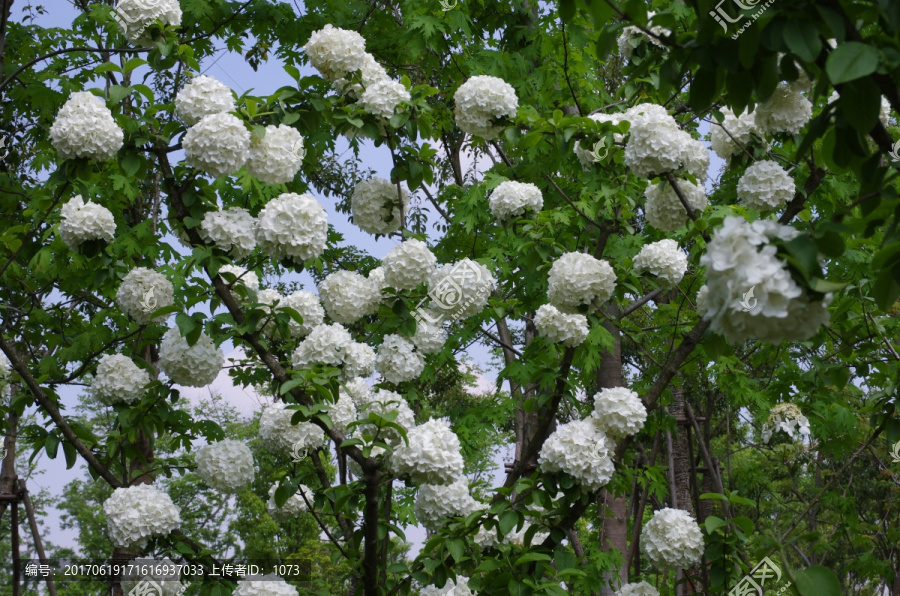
[498,510,520,537]
[514,552,552,565]
[783,21,822,63]
[826,42,879,84]
[873,266,900,311]
[175,312,197,340]
[45,434,60,458]
[446,538,465,564]
[704,515,727,534]
[689,68,718,112]
[840,77,882,133]
[794,566,841,596]
[108,85,131,104]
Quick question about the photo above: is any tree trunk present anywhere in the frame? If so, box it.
[669,389,704,595]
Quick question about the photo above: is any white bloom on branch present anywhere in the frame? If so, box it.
[351,177,409,235]
[414,477,479,531]
[318,270,381,324]
[246,124,305,185]
[761,402,811,443]
[92,354,149,406]
[644,179,708,233]
[622,104,708,179]
[368,266,386,291]
[182,112,250,178]
[115,0,182,44]
[640,507,704,569]
[376,334,425,384]
[256,192,328,264]
[356,389,415,445]
[534,304,588,347]
[259,401,327,456]
[418,576,474,596]
[266,484,314,523]
[291,323,353,369]
[174,75,235,126]
[427,259,495,320]
[574,112,626,168]
[327,389,358,435]
[158,327,224,387]
[116,267,175,325]
[453,75,519,140]
[489,181,543,221]
[358,79,410,120]
[547,252,616,313]
[49,91,124,161]
[279,290,324,338]
[737,159,795,212]
[303,24,368,82]
[343,377,371,408]
[709,107,759,162]
[195,439,255,493]
[382,239,437,290]
[333,53,389,98]
[199,207,257,259]
[342,341,376,379]
[539,418,615,491]
[412,319,446,354]
[755,83,812,136]
[103,484,181,550]
[695,285,709,317]
[590,387,647,437]
[391,418,465,485]
[616,581,660,596]
[633,239,688,286]
[617,12,670,60]
[234,575,299,596]
[59,195,116,250]
[0,352,11,398]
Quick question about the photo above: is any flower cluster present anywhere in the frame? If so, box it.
[351,177,409,235]
[700,217,831,343]
[755,83,812,135]
[258,401,327,456]
[255,193,328,263]
[419,577,474,596]
[174,75,235,126]
[488,181,543,221]
[342,341,377,378]
[695,285,709,317]
[414,477,479,530]
[616,582,660,596]
[195,439,255,493]
[59,195,116,250]
[278,291,324,338]
[291,323,352,368]
[333,54,388,98]
[358,79,410,120]
[547,252,617,313]
[218,265,260,301]
[453,75,519,139]
[303,24,369,82]
[737,160,795,212]
[617,13,670,60]
[382,239,437,290]
[327,389,358,435]
[375,334,425,384]
[761,403,811,443]
[640,508,704,569]
[116,267,175,325]
[158,327,224,387]
[709,107,760,162]
[267,484,314,523]
[411,320,446,354]
[115,0,182,44]
[633,239,688,286]
[356,389,415,445]
[427,259,495,320]
[234,575,300,596]
[318,271,381,324]
[246,124,305,185]
[623,104,708,179]
[0,352,11,398]
[103,484,181,550]
[92,354,149,406]
[534,304,588,347]
[183,112,250,178]
[391,418,465,485]
[49,91,124,161]
[643,179,708,232]
[200,207,257,258]
[574,112,626,168]
[539,418,615,491]
[590,387,647,437]
[343,377,371,408]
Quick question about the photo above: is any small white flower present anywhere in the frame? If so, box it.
[644,179,708,233]
[49,91,124,161]
[755,83,812,135]
[695,285,709,317]
[539,418,615,490]
[574,113,626,168]
[259,401,327,456]
[616,581,660,596]
[279,290,325,338]
[59,195,116,250]
[412,319,446,354]
[103,484,181,550]
[709,107,760,162]
[343,377,371,408]
[256,193,328,263]
[182,112,250,178]
[291,323,353,369]
[454,75,518,139]
[92,354,149,406]
[633,239,688,286]
[382,239,437,290]
[115,0,182,44]
[489,181,543,221]
[534,304,588,347]
[414,477,480,530]
[158,327,224,387]
[376,334,425,384]
[761,403,811,443]
[195,439,255,493]
[617,12,670,60]
[640,508,704,569]
[327,389,358,435]
[246,124,305,185]
[174,75,235,126]
[333,53,389,98]
[427,259,495,320]
[737,160,795,212]
[547,252,616,313]
[199,207,257,258]
[342,341,376,379]
[391,418,465,485]
[267,484,314,523]
[358,79,410,120]
[303,24,368,82]
[116,267,175,325]
[218,265,260,300]
[351,177,409,235]
[318,270,381,324]
[356,389,415,445]
[623,104,708,179]
[590,387,647,437]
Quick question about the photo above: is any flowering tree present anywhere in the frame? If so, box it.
[1,0,900,595]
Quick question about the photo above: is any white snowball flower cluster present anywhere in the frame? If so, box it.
[453,75,519,139]
[616,582,660,596]
[343,377,371,408]
[59,195,116,250]
[761,403,811,443]
[256,193,328,263]
[318,270,381,324]
[158,327,224,387]
[368,266,386,291]
[640,508,705,569]
[115,0,181,44]
[376,334,425,384]
[246,124,305,185]
[617,12,670,60]
[427,259,496,320]
[414,477,479,530]
[116,267,175,325]
[356,389,416,445]
[700,217,831,343]
[623,103,708,179]
[303,25,368,82]
[539,418,615,490]
[92,354,149,406]
[412,320,446,354]
[200,207,257,258]
[195,439,255,493]
[419,577,474,596]
[489,181,543,221]
[534,304,588,347]
[333,53,389,98]
[547,252,616,313]
[267,484,313,523]
[259,401,327,456]
[351,177,409,235]
[382,239,437,290]
[183,112,250,178]
[291,323,352,368]
[0,352,11,398]
[644,179,708,232]
[590,387,647,437]
[327,389,358,435]
[633,239,688,286]
[695,285,709,317]
[391,418,465,485]
[279,291,324,338]
[234,574,299,596]
[103,484,181,549]
[255,288,284,335]
[737,160,795,212]
[218,265,260,299]
[709,107,760,161]
[342,341,376,378]
[174,75,235,126]
[49,91,124,161]
[574,112,626,168]
[121,558,184,596]
[755,83,812,135]
[358,79,410,120]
